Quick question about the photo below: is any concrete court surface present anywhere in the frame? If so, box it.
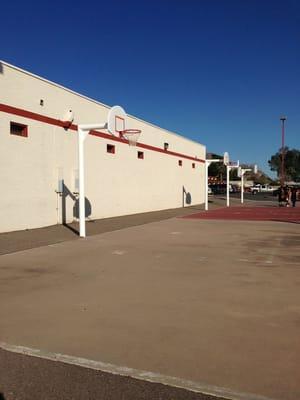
[0,204,207,256]
[0,210,300,400]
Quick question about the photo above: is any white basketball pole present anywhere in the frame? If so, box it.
[205,161,209,211]
[78,122,107,238]
[205,159,222,211]
[240,168,252,204]
[226,165,230,207]
[227,160,240,207]
[78,128,88,238]
[241,172,244,204]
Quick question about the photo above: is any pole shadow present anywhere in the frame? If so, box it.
[60,182,92,236]
[182,186,192,207]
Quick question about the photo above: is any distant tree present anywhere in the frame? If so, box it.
[207,153,226,181]
[230,168,239,181]
[268,147,300,182]
[240,164,271,184]
[208,161,226,177]
[254,174,270,185]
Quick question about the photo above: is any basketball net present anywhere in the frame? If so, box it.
[121,129,141,146]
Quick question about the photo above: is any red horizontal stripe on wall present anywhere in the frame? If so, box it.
[0,103,77,131]
[0,103,204,163]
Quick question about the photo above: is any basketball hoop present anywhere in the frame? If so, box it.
[120,129,141,146]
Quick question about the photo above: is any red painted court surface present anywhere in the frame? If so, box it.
[184,206,300,223]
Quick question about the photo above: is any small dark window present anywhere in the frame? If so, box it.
[107,144,115,154]
[164,142,169,151]
[192,163,195,168]
[137,151,144,159]
[178,160,182,166]
[10,122,28,137]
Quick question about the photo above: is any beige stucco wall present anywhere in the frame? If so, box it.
[0,61,205,233]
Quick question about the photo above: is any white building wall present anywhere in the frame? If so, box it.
[0,61,205,233]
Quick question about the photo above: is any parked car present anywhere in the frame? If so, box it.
[250,184,276,195]
[210,184,227,194]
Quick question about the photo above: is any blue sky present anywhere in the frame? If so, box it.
[2,0,300,176]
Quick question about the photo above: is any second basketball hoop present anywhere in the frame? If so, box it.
[107,105,141,146]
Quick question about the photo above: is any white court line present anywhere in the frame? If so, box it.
[0,241,70,257]
[112,250,126,255]
[264,241,278,265]
[0,247,41,257]
[0,342,275,400]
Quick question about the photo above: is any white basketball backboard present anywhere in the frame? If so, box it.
[108,106,126,136]
[223,152,229,166]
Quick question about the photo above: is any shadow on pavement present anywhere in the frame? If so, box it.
[0,348,228,400]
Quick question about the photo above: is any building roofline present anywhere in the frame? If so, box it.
[0,60,204,148]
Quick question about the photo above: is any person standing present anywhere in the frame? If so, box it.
[284,186,291,207]
[278,186,285,207]
[291,187,297,207]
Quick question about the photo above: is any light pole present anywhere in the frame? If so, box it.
[280,116,287,186]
